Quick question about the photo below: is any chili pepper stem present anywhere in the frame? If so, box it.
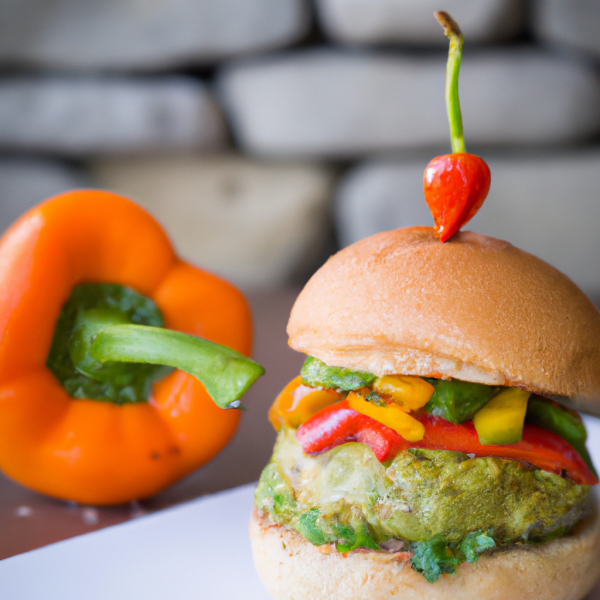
[435,11,465,154]
[70,310,264,409]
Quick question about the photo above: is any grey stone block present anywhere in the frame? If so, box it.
[0,77,226,155]
[0,0,309,70]
[0,158,91,234]
[219,49,600,158]
[317,0,523,45]
[335,151,600,296]
[533,0,600,60]
[90,154,335,289]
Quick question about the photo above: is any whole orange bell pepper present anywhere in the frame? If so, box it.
[0,190,263,505]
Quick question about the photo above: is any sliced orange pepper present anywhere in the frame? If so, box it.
[0,190,254,505]
[269,376,302,431]
[269,376,342,431]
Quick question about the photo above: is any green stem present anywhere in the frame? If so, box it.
[69,309,264,409]
[435,11,465,154]
[91,325,264,409]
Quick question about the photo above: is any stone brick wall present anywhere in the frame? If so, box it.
[0,0,599,297]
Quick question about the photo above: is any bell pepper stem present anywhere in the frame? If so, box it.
[435,11,465,154]
[82,322,264,409]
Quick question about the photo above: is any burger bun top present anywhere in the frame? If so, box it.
[288,227,600,406]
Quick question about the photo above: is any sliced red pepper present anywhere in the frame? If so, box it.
[296,403,598,486]
[296,401,404,461]
[417,415,597,485]
[296,401,360,455]
[353,417,405,462]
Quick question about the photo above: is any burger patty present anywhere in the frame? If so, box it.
[256,427,590,550]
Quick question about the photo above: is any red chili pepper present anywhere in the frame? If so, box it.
[423,153,491,243]
[296,403,598,486]
[423,12,491,243]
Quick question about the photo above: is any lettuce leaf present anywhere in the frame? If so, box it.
[301,356,376,391]
[410,531,495,583]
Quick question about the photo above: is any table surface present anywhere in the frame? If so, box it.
[2,287,600,599]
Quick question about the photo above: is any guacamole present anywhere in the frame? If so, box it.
[256,427,590,580]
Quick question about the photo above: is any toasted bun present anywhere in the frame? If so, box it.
[287,228,600,405]
[250,508,600,600]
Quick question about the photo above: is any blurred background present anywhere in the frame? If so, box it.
[2,0,600,558]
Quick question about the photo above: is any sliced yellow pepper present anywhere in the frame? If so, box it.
[372,375,435,411]
[348,391,425,442]
[473,388,531,445]
[268,376,342,431]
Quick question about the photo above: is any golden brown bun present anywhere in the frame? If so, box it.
[250,509,600,600]
[287,228,600,405]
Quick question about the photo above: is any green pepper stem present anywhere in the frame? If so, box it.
[69,309,264,408]
[84,322,264,409]
[435,11,465,154]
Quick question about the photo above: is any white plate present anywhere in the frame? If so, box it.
[0,483,270,600]
[2,417,600,599]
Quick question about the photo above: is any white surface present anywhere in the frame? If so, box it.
[585,415,600,467]
[0,484,271,600]
[2,418,600,599]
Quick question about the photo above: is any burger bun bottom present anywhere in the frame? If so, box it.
[250,506,600,600]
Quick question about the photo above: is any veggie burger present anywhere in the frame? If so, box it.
[250,227,600,600]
